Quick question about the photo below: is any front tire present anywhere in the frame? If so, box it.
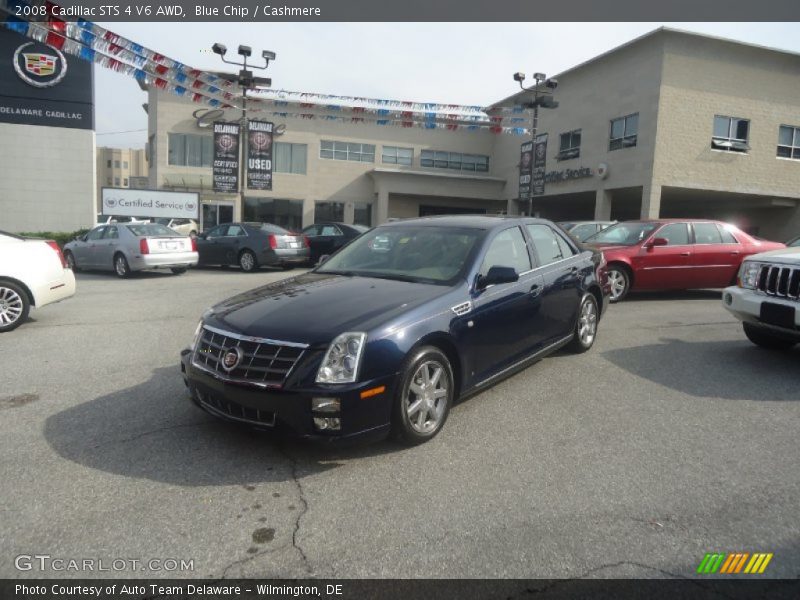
[239,249,258,272]
[114,253,131,278]
[743,322,796,350]
[392,346,453,445]
[0,280,30,332]
[568,294,599,353]
[64,250,79,272]
[607,265,630,303]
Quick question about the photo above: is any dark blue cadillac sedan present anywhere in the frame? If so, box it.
[180,216,610,445]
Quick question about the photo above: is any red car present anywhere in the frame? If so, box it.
[585,220,784,302]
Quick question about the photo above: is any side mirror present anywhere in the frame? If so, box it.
[477,266,519,290]
[646,237,668,249]
[317,254,331,266]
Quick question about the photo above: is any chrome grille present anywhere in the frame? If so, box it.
[757,264,800,299]
[192,325,307,387]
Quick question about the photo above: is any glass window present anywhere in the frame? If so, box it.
[609,113,638,151]
[226,224,246,237]
[243,198,303,231]
[420,149,490,172]
[526,224,569,266]
[205,225,224,239]
[693,222,723,245]
[481,227,531,275]
[126,223,177,237]
[274,142,307,174]
[716,224,739,244]
[106,177,112,185]
[303,225,320,236]
[123,178,128,186]
[656,223,690,245]
[320,225,343,236]
[114,160,120,168]
[314,201,345,223]
[558,129,581,160]
[123,161,128,169]
[570,223,598,242]
[168,133,214,167]
[104,226,119,240]
[382,146,413,166]
[106,159,111,168]
[319,140,374,162]
[354,202,372,227]
[114,177,120,186]
[590,222,660,246]
[712,115,750,153]
[777,125,800,160]
[555,232,576,258]
[87,227,106,241]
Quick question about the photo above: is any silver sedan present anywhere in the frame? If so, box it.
[64,223,198,278]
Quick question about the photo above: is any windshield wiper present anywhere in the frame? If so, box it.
[318,269,358,277]
[362,273,429,284]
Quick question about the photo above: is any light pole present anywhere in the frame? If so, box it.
[513,72,558,216]
[212,43,276,221]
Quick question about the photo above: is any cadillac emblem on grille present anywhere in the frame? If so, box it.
[221,347,243,371]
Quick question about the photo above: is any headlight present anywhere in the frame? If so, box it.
[190,320,203,350]
[739,262,761,289]
[316,332,366,384]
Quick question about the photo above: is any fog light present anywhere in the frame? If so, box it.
[313,417,341,431]
[724,293,733,305]
[312,397,340,413]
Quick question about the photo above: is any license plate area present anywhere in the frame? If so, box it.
[760,302,795,329]
[161,241,178,251]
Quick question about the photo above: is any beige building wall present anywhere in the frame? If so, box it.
[96,147,148,210]
[0,123,95,233]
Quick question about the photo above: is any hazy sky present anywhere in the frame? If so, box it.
[92,22,800,148]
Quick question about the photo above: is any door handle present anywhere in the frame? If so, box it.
[680,252,691,256]
[529,284,542,298]
[730,251,740,255]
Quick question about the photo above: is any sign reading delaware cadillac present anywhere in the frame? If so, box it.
[544,166,594,183]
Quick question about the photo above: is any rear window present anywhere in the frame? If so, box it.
[126,224,178,237]
[351,225,370,233]
[260,224,291,235]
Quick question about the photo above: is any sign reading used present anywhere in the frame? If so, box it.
[532,133,548,197]
[212,121,240,193]
[101,188,199,219]
[246,120,274,190]
[519,141,532,199]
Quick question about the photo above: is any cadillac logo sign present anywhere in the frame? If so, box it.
[13,42,68,88]
[221,347,243,372]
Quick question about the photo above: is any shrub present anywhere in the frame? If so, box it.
[17,229,90,248]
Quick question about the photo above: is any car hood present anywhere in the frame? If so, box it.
[205,272,453,345]
[744,246,799,264]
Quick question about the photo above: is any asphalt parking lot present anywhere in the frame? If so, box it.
[1,267,798,580]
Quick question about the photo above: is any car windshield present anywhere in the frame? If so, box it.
[258,224,291,235]
[351,224,370,233]
[587,222,660,245]
[154,218,172,225]
[126,223,178,237]
[316,225,484,284]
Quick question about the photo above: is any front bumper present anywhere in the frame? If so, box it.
[180,349,395,442]
[722,285,800,340]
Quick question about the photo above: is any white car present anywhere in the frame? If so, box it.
[153,218,199,237]
[0,231,76,332]
[722,246,800,350]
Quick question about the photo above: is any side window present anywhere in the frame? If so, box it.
[479,227,531,277]
[555,232,576,258]
[227,225,245,237]
[320,225,343,236]
[104,226,119,240]
[526,224,565,266]
[656,223,690,245]
[693,222,723,245]
[87,227,106,241]
[303,225,320,237]
[716,224,739,244]
[206,225,225,239]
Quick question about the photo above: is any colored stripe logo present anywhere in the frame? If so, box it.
[697,552,773,574]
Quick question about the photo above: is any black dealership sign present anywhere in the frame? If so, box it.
[0,28,94,130]
[519,141,532,199]
[212,121,240,193]
[532,133,548,196]
[247,120,274,190]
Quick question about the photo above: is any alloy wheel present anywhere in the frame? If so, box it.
[240,252,255,272]
[0,286,24,326]
[404,360,448,434]
[607,269,627,301]
[578,297,598,346]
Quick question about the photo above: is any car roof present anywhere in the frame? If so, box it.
[378,215,553,230]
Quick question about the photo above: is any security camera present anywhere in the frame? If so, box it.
[513,72,526,82]
[212,43,227,56]
[238,45,252,58]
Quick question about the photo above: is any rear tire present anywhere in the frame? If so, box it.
[171,267,187,275]
[282,264,294,271]
[607,265,630,303]
[568,294,599,353]
[114,253,131,279]
[239,250,258,272]
[743,322,796,350]
[0,280,30,332]
[64,250,79,272]
[392,346,453,446]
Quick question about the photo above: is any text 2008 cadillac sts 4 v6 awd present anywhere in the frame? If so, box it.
[180,216,610,445]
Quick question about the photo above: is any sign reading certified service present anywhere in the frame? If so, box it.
[247,120,274,190]
[0,28,94,129]
[102,188,199,219]
[213,121,240,193]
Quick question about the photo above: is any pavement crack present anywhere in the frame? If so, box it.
[89,421,207,449]
[278,443,312,574]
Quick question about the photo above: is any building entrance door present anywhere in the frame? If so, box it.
[201,202,234,230]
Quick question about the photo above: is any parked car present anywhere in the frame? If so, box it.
[64,223,198,278]
[786,235,800,247]
[302,222,369,263]
[584,219,785,302]
[722,247,800,350]
[0,231,76,332]
[558,220,616,242]
[195,222,310,272]
[96,214,150,226]
[153,218,199,237]
[181,216,609,445]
